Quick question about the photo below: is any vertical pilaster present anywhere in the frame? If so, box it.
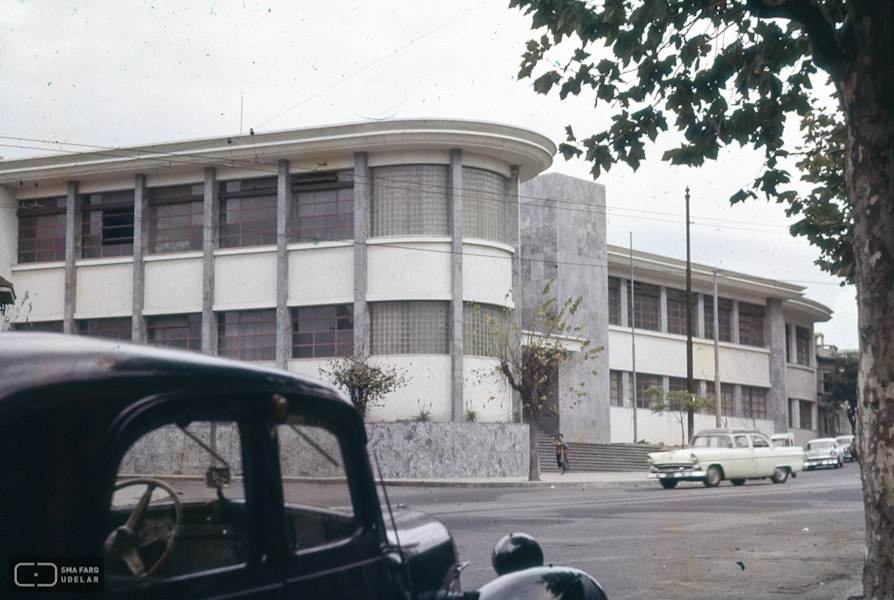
[276,160,292,369]
[353,152,370,356]
[659,286,668,333]
[619,279,629,328]
[449,149,463,422]
[202,167,219,354]
[63,181,80,334]
[132,174,148,343]
[507,165,522,419]
[766,297,787,431]
[697,293,705,338]
[731,299,740,345]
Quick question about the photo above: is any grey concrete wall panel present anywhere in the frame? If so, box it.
[767,297,788,431]
[63,181,80,334]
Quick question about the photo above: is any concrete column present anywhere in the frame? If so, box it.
[619,279,629,328]
[132,175,148,343]
[276,160,292,369]
[353,152,370,355]
[202,167,219,354]
[659,286,668,333]
[697,293,705,338]
[448,149,463,422]
[506,165,522,419]
[63,181,80,334]
[621,371,632,408]
[731,299,740,345]
[766,298,787,431]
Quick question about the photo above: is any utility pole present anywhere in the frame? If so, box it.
[685,187,695,443]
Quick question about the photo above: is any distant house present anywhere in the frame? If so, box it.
[0,119,832,447]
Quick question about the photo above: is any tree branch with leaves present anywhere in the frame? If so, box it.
[319,354,408,420]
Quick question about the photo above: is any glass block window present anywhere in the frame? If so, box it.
[799,399,813,430]
[463,168,506,243]
[627,281,660,331]
[463,303,507,356]
[738,302,765,347]
[219,177,278,248]
[218,309,277,361]
[667,288,696,336]
[82,191,134,258]
[608,277,621,325]
[371,165,448,236]
[292,172,354,243]
[17,197,66,263]
[149,184,204,254]
[705,381,734,416]
[370,301,448,355]
[741,386,767,419]
[147,314,202,350]
[79,317,132,340]
[704,296,733,342]
[610,370,624,407]
[635,373,662,409]
[796,326,811,366]
[291,304,353,358]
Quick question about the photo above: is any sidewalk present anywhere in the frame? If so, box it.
[381,470,652,488]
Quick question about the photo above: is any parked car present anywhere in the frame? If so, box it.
[836,434,856,462]
[770,433,795,447]
[805,437,844,469]
[0,333,607,600]
[647,428,805,489]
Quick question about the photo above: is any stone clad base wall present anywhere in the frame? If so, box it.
[366,422,529,479]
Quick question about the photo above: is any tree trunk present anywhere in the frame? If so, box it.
[528,420,541,481]
[839,5,893,596]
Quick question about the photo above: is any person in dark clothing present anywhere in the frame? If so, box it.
[554,434,569,474]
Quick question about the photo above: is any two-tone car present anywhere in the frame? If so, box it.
[647,428,805,489]
[0,333,607,600]
[805,437,844,469]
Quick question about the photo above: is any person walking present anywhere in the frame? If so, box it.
[554,434,570,474]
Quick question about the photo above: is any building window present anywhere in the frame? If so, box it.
[149,184,204,254]
[82,191,134,258]
[17,197,66,263]
[15,321,64,333]
[371,165,448,237]
[292,172,354,243]
[796,326,811,366]
[704,296,732,342]
[148,314,202,350]
[610,370,624,407]
[738,302,765,347]
[608,277,621,325]
[799,399,813,430]
[668,376,689,411]
[218,309,276,361]
[705,381,734,416]
[464,303,507,356]
[741,386,767,419]
[80,317,132,340]
[628,281,660,331]
[666,288,696,336]
[219,177,278,248]
[291,305,353,358]
[463,168,506,243]
[635,373,662,409]
[370,301,448,355]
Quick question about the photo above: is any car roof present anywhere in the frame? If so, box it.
[808,437,838,443]
[0,332,350,409]
[695,428,765,435]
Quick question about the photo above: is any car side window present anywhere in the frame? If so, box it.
[106,421,248,581]
[278,416,357,552]
[751,436,770,448]
[734,435,750,448]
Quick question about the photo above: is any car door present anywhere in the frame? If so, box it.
[101,395,284,600]
[749,433,775,474]
[276,411,402,600]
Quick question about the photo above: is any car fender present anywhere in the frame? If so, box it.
[473,566,608,600]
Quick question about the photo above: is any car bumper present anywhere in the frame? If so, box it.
[648,467,704,481]
[805,457,839,467]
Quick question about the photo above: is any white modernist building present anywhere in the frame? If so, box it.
[0,119,832,449]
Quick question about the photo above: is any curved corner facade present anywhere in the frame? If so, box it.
[0,119,555,425]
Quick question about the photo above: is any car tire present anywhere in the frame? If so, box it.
[659,479,678,489]
[731,479,745,486]
[771,467,789,484]
[703,466,722,487]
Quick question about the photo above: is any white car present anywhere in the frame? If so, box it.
[805,437,844,469]
[835,434,855,462]
[647,428,805,489]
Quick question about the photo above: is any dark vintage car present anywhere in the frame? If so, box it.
[0,333,607,599]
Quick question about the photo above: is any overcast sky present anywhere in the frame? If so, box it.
[0,0,858,349]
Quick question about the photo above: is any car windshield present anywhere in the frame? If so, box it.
[690,435,732,448]
[809,441,835,449]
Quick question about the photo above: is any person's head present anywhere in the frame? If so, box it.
[556,434,563,440]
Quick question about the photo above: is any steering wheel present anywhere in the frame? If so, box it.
[103,478,183,577]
